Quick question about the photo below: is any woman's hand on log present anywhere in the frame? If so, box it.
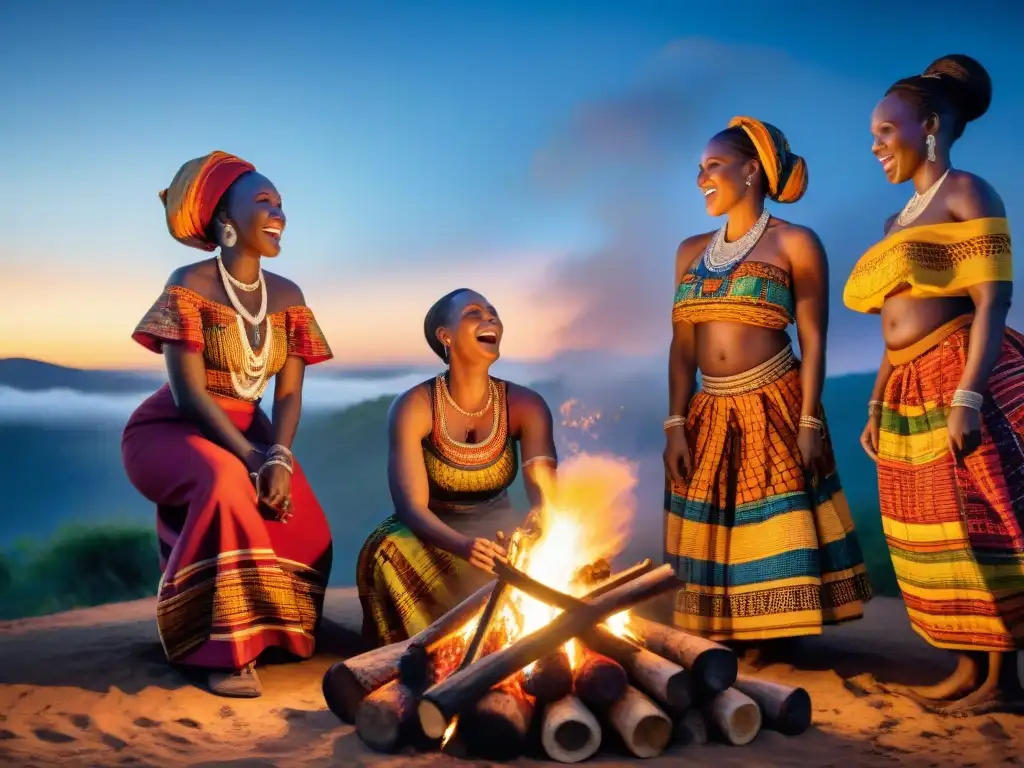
[463,537,507,574]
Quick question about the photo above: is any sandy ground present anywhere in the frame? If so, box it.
[1,591,1021,768]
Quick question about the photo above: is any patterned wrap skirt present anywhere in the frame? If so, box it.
[666,345,873,641]
[356,493,522,647]
[878,315,1024,652]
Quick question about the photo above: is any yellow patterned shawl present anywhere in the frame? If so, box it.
[843,217,1013,314]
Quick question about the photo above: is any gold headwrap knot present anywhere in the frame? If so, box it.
[159,150,256,250]
[727,117,808,204]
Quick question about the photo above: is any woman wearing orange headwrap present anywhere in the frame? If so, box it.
[121,151,334,697]
[663,118,871,644]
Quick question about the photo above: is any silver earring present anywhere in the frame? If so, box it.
[926,134,937,163]
[442,343,450,365]
[221,222,238,248]
[745,175,754,187]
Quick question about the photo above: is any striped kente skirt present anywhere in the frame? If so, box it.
[879,315,1024,652]
[665,345,872,641]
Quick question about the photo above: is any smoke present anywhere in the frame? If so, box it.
[530,37,897,371]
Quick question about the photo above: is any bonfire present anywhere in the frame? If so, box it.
[323,454,812,762]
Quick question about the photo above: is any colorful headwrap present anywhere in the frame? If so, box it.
[158,151,256,251]
[727,117,808,204]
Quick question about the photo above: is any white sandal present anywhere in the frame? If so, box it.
[208,662,262,698]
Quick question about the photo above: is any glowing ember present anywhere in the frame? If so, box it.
[440,715,459,748]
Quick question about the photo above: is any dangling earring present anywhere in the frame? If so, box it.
[926,134,937,163]
[221,222,238,248]
[442,342,450,365]
[745,174,754,187]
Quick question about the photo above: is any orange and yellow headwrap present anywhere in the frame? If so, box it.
[727,116,808,204]
[158,151,256,251]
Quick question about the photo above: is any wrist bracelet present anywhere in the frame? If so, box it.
[868,399,883,414]
[267,443,293,459]
[799,415,825,433]
[259,457,294,477]
[663,415,686,431]
[951,389,984,411]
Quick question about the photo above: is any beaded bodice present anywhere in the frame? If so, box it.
[422,375,519,507]
[673,259,795,330]
[132,286,333,402]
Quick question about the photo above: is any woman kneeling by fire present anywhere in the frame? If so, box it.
[355,288,558,647]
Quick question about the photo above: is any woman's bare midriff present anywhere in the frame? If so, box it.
[695,322,792,377]
[880,291,974,350]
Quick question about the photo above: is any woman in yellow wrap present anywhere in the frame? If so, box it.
[664,118,872,645]
[845,54,1024,714]
[355,288,558,646]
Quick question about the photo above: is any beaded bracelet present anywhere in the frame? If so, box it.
[663,415,686,431]
[799,415,825,433]
[266,444,293,460]
[951,389,984,411]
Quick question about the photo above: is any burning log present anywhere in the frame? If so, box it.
[354,679,419,753]
[626,615,738,695]
[522,647,574,703]
[705,687,762,746]
[733,674,812,736]
[573,647,628,711]
[584,629,694,717]
[353,641,432,753]
[459,679,536,761]
[491,559,694,715]
[417,564,681,739]
[606,685,672,758]
[673,708,709,746]
[322,581,495,723]
[541,694,602,764]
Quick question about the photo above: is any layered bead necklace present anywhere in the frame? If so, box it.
[896,169,950,228]
[216,254,272,400]
[702,208,771,274]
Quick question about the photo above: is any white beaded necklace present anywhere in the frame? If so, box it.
[896,169,950,228]
[702,209,771,273]
[216,254,268,344]
[216,254,272,400]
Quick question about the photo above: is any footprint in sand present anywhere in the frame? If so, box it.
[101,734,128,751]
[32,728,76,744]
[133,717,160,728]
[0,729,16,740]
[67,714,92,731]
[175,718,202,730]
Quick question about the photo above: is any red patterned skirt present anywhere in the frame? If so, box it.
[878,316,1024,652]
[122,384,333,669]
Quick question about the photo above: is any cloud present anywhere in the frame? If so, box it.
[529,37,898,370]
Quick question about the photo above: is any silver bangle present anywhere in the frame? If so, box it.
[663,415,686,431]
[259,457,293,476]
[951,389,984,411]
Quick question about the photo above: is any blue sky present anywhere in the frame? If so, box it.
[1,0,1020,370]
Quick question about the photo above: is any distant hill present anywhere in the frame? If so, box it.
[0,358,161,393]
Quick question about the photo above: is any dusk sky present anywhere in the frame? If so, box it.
[1,0,1021,372]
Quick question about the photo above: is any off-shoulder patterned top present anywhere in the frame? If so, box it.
[131,285,333,402]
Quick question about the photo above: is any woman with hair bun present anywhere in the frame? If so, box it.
[846,54,1024,714]
[355,289,558,646]
[664,118,872,645]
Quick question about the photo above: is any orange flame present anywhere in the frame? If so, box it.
[442,453,640,690]
[507,452,639,666]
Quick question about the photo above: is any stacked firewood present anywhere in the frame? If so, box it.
[322,558,812,763]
